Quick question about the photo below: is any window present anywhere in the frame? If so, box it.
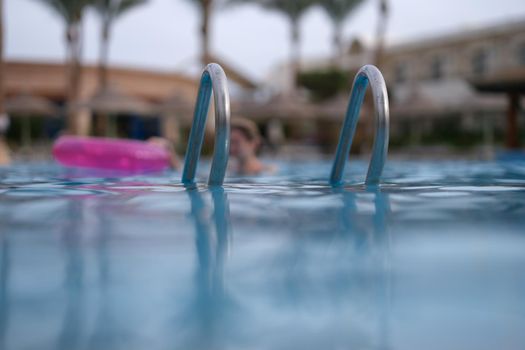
[395,62,408,83]
[471,49,488,76]
[430,56,444,80]
[518,43,525,66]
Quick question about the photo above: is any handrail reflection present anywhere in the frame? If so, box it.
[274,187,392,345]
[183,187,234,348]
[88,201,117,348]
[57,201,85,350]
[370,189,392,348]
[0,233,10,349]
[336,187,392,347]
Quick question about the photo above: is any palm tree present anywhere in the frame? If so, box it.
[318,0,364,65]
[92,0,147,90]
[186,0,215,66]
[0,0,10,164]
[34,0,92,134]
[0,0,5,120]
[229,0,316,90]
[373,0,389,67]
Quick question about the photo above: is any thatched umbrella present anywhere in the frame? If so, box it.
[234,93,317,121]
[79,86,154,116]
[6,93,59,116]
[234,93,325,146]
[390,89,441,119]
[6,93,60,147]
[76,86,155,137]
[314,94,375,121]
[391,83,506,120]
[156,93,193,122]
[155,93,195,146]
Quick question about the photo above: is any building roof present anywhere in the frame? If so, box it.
[387,17,525,55]
[470,67,525,93]
[392,79,507,118]
[6,93,60,117]
[5,60,198,102]
[78,86,155,115]
[207,54,259,90]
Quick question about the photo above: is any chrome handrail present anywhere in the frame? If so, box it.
[330,65,390,186]
[182,63,231,186]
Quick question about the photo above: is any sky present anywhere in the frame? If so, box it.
[5,0,525,81]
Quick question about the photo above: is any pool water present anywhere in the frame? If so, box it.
[1,160,525,350]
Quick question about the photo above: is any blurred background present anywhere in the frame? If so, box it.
[1,0,525,162]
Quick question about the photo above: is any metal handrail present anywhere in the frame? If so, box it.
[330,65,390,186]
[182,63,231,186]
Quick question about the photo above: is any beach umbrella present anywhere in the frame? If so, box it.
[314,94,373,121]
[76,86,156,137]
[6,94,60,147]
[156,93,193,121]
[79,86,155,116]
[155,93,195,146]
[234,93,317,121]
[6,93,59,116]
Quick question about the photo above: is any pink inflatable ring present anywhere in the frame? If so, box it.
[53,136,171,173]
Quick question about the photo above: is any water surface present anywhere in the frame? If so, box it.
[1,160,525,350]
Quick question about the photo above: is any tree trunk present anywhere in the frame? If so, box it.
[98,20,110,91]
[506,92,521,149]
[201,0,212,66]
[0,0,10,164]
[94,20,111,136]
[65,22,84,134]
[373,0,389,68]
[290,18,300,92]
[0,0,4,117]
[332,21,343,67]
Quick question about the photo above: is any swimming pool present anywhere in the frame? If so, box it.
[1,159,525,350]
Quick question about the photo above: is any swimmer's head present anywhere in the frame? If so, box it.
[230,118,261,159]
[0,114,10,135]
[147,137,180,170]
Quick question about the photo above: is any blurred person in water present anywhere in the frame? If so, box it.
[0,114,11,165]
[147,136,181,170]
[230,118,275,176]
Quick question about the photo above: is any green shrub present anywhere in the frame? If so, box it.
[297,68,351,101]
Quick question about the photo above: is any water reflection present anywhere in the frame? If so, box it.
[0,183,396,349]
[0,232,9,349]
[54,198,123,350]
[87,201,120,349]
[182,187,236,349]
[262,187,392,348]
[57,201,86,350]
[340,189,391,349]
[372,190,392,350]
[1,161,525,349]
[180,186,393,349]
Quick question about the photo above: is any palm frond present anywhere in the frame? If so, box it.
[34,0,91,23]
[319,0,365,24]
[92,0,148,18]
[227,0,316,21]
[116,0,147,16]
